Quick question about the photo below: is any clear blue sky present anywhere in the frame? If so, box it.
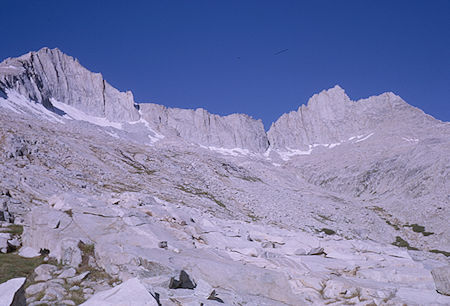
[1,0,449,128]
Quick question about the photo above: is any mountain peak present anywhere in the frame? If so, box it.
[0,48,437,154]
[0,47,139,122]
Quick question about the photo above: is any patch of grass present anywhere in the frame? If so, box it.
[369,206,385,213]
[77,241,95,272]
[117,150,156,176]
[318,214,333,222]
[102,182,141,193]
[429,249,450,257]
[247,213,260,222]
[410,224,425,233]
[392,236,419,251]
[321,228,336,235]
[385,220,400,231]
[240,176,262,183]
[76,241,119,289]
[177,185,226,208]
[35,290,46,301]
[5,224,23,235]
[0,253,44,283]
[70,287,86,305]
[404,223,434,236]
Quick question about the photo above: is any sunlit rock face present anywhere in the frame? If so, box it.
[0,47,139,122]
[139,103,269,152]
[267,85,433,150]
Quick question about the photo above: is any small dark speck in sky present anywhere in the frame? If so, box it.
[273,49,289,56]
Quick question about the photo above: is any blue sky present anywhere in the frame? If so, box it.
[1,0,449,128]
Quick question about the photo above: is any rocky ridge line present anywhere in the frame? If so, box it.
[0,48,441,153]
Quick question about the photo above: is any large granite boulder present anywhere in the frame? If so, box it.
[0,277,26,306]
[81,278,158,306]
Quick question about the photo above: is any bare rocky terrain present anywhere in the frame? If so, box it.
[0,48,449,305]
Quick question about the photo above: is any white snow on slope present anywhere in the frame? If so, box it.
[128,117,165,143]
[51,99,123,129]
[402,137,419,143]
[0,90,64,123]
[276,142,343,161]
[355,132,374,143]
[277,146,313,161]
[201,145,252,157]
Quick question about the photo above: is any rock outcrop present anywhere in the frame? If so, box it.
[0,47,139,122]
[0,277,26,306]
[267,85,433,150]
[0,48,270,152]
[1,48,440,154]
[139,103,269,152]
[80,278,158,306]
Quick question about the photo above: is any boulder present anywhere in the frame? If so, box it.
[25,282,47,296]
[58,268,77,279]
[0,277,26,306]
[18,246,40,258]
[61,239,82,268]
[34,264,58,282]
[169,270,196,290]
[67,271,90,285]
[7,237,21,252]
[80,278,158,306]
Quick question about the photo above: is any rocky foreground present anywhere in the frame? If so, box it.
[0,48,449,305]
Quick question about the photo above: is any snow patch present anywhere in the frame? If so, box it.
[128,117,165,143]
[277,146,313,161]
[202,145,252,157]
[51,99,122,129]
[402,137,419,143]
[105,131,120,139]
[0,90,64,123]
[355,133,374,143]
[276,142,342,161]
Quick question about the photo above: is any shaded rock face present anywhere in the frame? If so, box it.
[140,103,269,152]
[267,85,432,150]
[0,47,139,122]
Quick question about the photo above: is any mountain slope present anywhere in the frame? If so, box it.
[0,48,449,305]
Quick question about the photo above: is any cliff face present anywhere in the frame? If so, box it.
[0,48,269,151]
[267,85,434,150]
[0,47,139,122]
[139,103,269,152]
[0,48,438,154]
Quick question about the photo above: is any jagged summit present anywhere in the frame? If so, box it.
[267,84,427,150]
[0,47,139,122]
[0,48,438,153]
